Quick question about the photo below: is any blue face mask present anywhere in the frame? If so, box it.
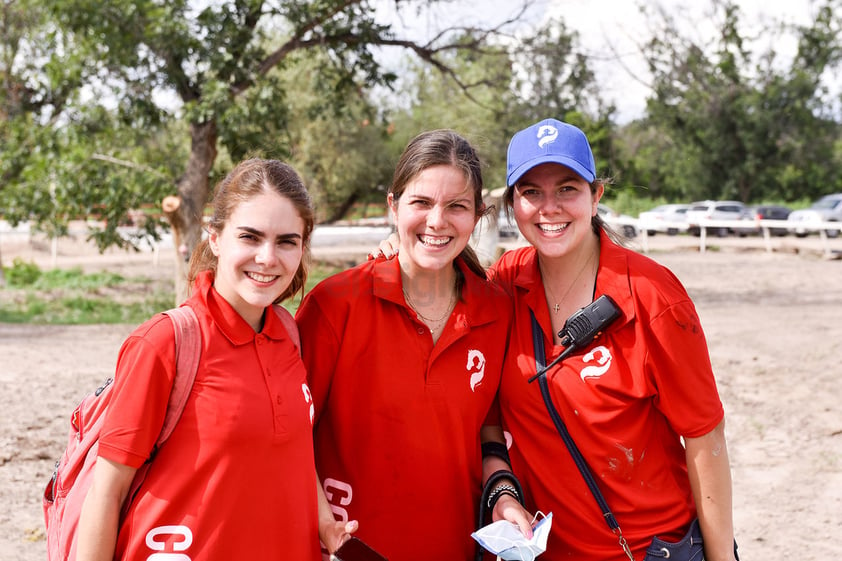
[471,512,553,561]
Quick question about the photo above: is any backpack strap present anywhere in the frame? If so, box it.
[138,304,293,450]
[272,304,301,355]
[151,304,294,441]
[159,305,202,443]
[121,306,201,516]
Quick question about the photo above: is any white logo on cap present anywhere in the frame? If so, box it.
[537,125,558,148]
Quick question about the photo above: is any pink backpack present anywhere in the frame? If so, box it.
[43,304,300,561]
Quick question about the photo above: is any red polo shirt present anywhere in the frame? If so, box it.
[99,270,320,561]
[488,231,724,561]
[296,257,512,561]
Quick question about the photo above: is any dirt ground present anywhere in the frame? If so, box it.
[1,232,841,560]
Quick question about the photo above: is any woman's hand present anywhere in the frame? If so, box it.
[368,233,400,260]
[319,518,359,554]
[493,494,534,539]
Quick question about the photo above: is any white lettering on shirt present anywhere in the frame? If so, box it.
[302,383,314,425]
[323,478,353,522]
[145,525,192,560]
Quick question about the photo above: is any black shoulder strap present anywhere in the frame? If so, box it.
[529,310,634,561]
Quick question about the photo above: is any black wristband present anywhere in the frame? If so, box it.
[481,441,511,465]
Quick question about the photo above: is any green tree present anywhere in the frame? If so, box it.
[388,19,612,191]
[17,0,531,301]
[1,0,83,285]
[638,0,842,203]
[281,51,396,223]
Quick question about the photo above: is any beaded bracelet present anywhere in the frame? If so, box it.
[486,483,519,509]
[489,489,520,511]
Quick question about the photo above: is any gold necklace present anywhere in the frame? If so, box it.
[403,286,457,327]
[542,250,597,314]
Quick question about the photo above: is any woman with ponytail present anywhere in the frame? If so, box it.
[77,158,321,561]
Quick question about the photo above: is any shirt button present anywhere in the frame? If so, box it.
[256,335,265,345]
[417,327,425,334]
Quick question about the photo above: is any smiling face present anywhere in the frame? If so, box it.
[388,164,479,277]
[209,189,305,329]
[512,162,603,260]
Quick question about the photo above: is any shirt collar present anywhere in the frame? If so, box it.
[192,270,287,346]
[372,256,502,328]
[512,229,636,328]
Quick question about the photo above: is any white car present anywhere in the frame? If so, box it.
[684,200,747,236]
[597,204,638,238]
[637,204,690,236]
[787,193,842,238]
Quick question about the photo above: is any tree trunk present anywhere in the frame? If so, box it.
[163,120,218,304]
[325,190,360,223]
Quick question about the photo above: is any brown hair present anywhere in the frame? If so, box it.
[389,129,489,278]
[188,158,315,303]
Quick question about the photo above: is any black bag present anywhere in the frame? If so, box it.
[643,519,704,561]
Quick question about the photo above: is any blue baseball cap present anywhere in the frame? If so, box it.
[506,118,596,186]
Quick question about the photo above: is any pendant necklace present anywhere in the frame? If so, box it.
[542,250,597,315]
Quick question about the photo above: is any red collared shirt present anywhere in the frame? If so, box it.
[296,257,512,561]
[488,231,724,561]
[99,270,319,561]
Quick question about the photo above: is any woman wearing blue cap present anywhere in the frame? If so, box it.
[484,118,738,561]
[375,119,737,561]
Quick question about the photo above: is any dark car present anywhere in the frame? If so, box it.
[741,205,793,236]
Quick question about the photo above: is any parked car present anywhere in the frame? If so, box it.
[637,204,690,236]
[787,193,842,238]
[597,203,638,238]
[740,205,793,237]
[684,200,747,236]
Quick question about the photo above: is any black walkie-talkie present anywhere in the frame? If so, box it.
[528,294,622,383]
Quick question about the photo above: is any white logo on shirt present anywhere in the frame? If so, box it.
[467,349,486,391]
[580,345,613,381]
[537,125,558,148]
[301,383,314,425]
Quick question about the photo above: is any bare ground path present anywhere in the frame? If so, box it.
[1,234,841,560]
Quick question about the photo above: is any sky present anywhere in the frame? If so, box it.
[378,0,821,123]
[546,0,818,122]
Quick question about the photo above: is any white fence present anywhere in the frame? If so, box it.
[3,217,841,269]
[605,216,842,256]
